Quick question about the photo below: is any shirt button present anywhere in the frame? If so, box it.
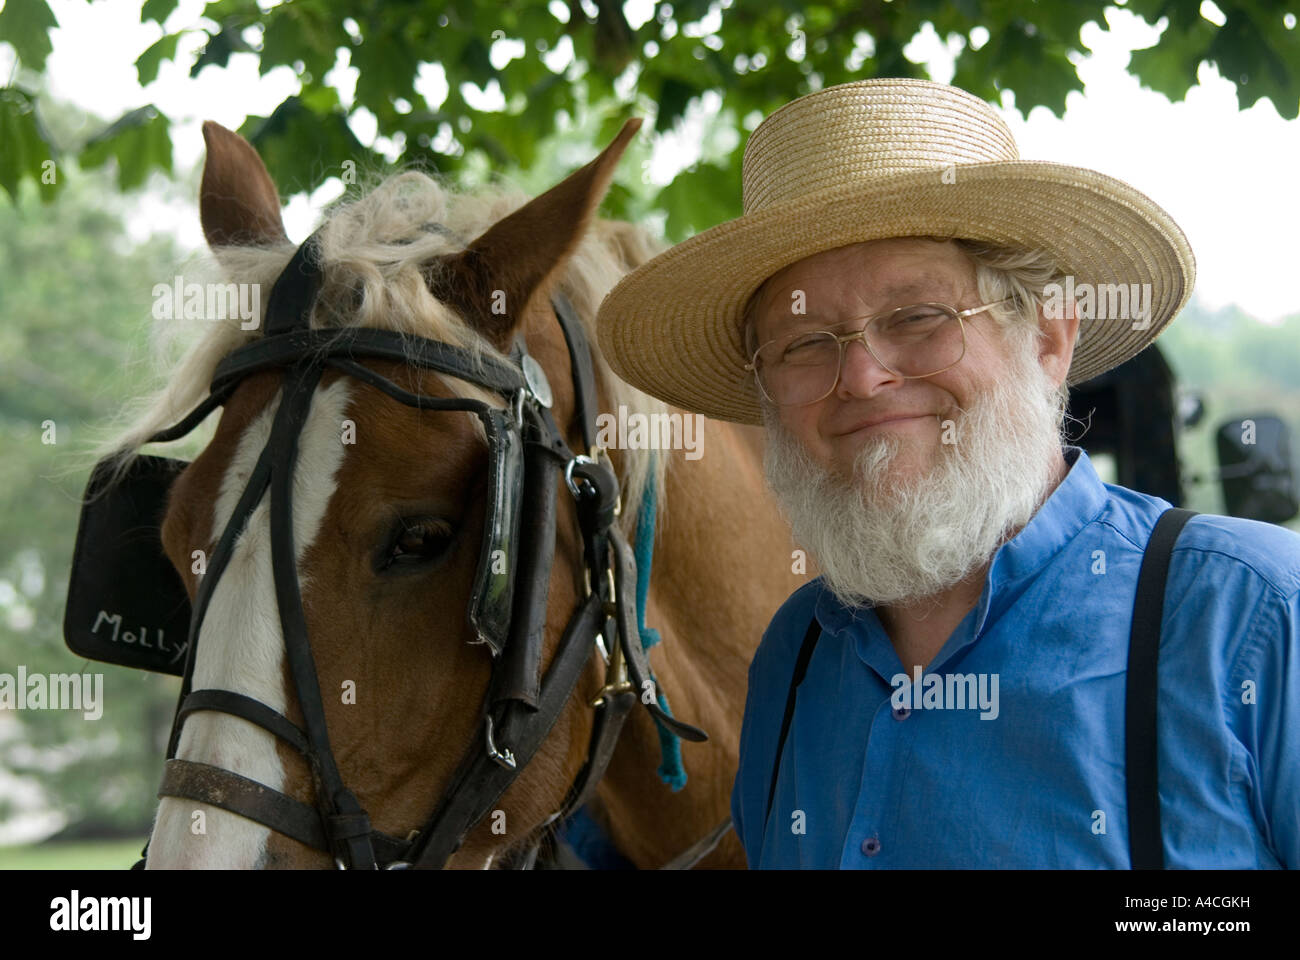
[861,835,881,857]
[892,704,911,720]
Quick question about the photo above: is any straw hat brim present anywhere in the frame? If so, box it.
[597,160,1195,424]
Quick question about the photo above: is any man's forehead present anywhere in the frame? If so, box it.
[754,241,973,326]
[763,271,962,305]
[765,238,966,286]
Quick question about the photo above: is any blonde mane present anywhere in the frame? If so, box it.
[96,171,669,536]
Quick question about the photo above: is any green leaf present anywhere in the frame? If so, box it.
[191,25,254,77]
[656,160,738,241]
[136,32,180,86]
[0,0,58,71]
[350,24,419,114]
[1209,4,1299,119]
[140,0,179,26]
[457,34,497,87]
[239,96,369,195]
[0,87,57,202]
[655,76,698,132]
[256,2,341,79]
[80,107,173,191]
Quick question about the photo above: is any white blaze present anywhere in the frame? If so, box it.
[147,380,352,868]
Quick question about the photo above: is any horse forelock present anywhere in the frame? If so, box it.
[99,171,668,537]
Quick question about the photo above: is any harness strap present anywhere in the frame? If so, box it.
[268,362,378,869]
[157,759,411,862]
[179,689,310,756]
[660,817,733,870]
[541,463,691,855]
[552,290,599,454]
[409,592,608,867]
[262,229,324,336]
[556,682,637,821]
[608,525,708,742]
[160,758,328,851]
[214,327,527,398]
[147,384,235,444]
[165,436,277,759]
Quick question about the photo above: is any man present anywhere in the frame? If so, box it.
[596,78,1300,868]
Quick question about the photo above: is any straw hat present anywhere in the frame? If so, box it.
[596,78,1195,424]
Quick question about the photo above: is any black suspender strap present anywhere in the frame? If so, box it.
[762,617,823,836]
[1126,506,1196,871]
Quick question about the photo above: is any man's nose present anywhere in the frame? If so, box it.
[835,336,903,399]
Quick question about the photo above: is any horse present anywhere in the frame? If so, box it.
[99,117,803,868]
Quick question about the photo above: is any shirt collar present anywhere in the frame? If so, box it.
[984,445,1108,592]
[814,446,1109,638]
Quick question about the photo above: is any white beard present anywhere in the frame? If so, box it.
[762,327,1067,609]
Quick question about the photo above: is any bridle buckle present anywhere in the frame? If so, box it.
[484,713,517,770]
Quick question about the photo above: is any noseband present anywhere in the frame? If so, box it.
[120,232,707,869]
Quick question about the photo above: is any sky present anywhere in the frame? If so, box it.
[11,0,1300,322]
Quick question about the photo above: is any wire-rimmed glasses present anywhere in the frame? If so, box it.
[744,299,1014,406]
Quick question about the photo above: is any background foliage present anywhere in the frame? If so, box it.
[4,0,1300,238]
[0,0,1298,851]
[0,139,187,843]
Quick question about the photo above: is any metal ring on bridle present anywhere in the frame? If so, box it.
[564,455,598,499]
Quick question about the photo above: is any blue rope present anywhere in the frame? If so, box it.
[632,455,687,791]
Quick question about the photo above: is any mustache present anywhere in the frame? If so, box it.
[761,334,1066,608]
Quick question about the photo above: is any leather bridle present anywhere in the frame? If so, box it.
[132,231,712,869]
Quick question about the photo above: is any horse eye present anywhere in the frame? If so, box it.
[379,517,454,571]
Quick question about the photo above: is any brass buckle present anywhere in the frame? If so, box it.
[592,593,630,708]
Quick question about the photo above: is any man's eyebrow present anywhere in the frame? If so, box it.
[764,274,960,322]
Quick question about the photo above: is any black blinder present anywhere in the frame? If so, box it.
[466,406,526,656]
[63,455,193,675]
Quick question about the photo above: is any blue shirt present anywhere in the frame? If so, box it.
[731,447,1300,868]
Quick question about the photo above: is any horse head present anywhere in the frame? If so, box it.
[135,118,673,868]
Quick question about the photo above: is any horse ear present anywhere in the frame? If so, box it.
[199,121,287,249]
[431,118,642,347]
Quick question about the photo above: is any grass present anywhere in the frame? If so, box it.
[0,838,147,870]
